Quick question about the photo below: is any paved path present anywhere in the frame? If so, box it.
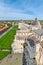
[0,53,23,65]
[0,26,13,38]
[0,49,11,52]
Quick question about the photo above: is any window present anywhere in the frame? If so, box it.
[33,57,35,60]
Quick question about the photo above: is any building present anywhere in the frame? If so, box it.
[12,18,43,65]
[12,21,32,53]
[12,40,24,53]
[29,18,41,30]
[16,30,32,40]
[23,37,37,65]
[23,35,43,65]
[33,29,43,41]
[35,43,43,65]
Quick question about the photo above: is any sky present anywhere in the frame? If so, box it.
[0,0,43,20]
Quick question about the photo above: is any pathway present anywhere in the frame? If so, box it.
[0,53,23,65]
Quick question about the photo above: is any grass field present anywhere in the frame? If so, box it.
[0,51,10,60]
[0,25,18,50]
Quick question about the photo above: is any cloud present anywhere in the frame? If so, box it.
[0,0,43,20]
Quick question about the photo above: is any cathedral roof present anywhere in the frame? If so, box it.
[32,18,41,29]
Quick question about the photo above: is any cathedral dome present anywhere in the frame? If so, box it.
[32,18,41,29]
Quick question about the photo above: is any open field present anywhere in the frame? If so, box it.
[0,25,18,50]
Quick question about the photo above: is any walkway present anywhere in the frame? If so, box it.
[0,49,11,52]
[0,53,23,65]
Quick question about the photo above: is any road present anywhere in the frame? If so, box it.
[0,26,13,38]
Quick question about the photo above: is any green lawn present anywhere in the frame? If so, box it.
[0,51,10,60]
[0,25,18,50]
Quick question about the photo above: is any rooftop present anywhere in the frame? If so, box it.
[32,18,40,25]
[17,30,31,33]
[32,18,41,29]
[33,29,43,36]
